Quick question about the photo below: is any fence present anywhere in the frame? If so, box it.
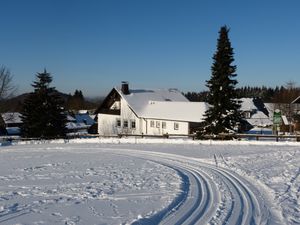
[101,133,300,142]
[1,132,300,143]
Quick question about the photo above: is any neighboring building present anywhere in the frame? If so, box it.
[0,111,96,137]
[291,96,300,114]
[239,98,273,131]
[291,96,300,132]
[265,97,300,133]
[0,112,23,135]
[66,112,95,136]
[75,112,95,126]
[96,82,208,136]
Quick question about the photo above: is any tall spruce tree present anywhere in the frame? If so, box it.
[201,26,241,136]
[21,69,67,138]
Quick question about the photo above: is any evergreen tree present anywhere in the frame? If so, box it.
[200,26,241,136]
[21,69,67,138]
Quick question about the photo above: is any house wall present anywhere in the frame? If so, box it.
[98,114,120,135]
[120,99,141,135]
[143,119,189,135]
[98,99,141,135]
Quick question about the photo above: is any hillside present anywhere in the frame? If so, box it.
[0,92,101,113]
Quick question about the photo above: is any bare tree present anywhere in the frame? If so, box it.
[0,66,16,100]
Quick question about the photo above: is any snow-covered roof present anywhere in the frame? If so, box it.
[78,110,88,114]
[75,113,95,126]
[239,98,273,127]
[115,87,207,122]
[281,115,289,125]
[66,122,89,130]
[67,115,76,122]
[291,96,300,104]
[239,98,257,111]
[264,103,274,118]
[1,112,22,124]
[116,87,188,112]
[246,111,273,127]
[140,101,208,122]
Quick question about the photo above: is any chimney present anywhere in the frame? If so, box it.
[121,81,130,95]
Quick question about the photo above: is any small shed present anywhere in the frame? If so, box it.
[0,112,23,135]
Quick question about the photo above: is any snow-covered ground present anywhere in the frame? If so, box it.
[1,138,299,224]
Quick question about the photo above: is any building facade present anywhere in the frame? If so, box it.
[96,82,208,136]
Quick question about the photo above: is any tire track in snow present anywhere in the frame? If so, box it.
[103,148,277,225]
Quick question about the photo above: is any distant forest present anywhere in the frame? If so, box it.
[2,85,300,113]
[185,85,300,103]
[0,90,101,113]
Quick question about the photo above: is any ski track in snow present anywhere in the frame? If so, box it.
[0,141,296,224]
[106,149,280,225]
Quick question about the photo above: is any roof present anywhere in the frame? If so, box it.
[66,122,89,130]
[239,98,272,127]
[116,86,188,112]
[139,101,208,122]
[264,103,274,118]
[246,111,273,127]
[1,112,22,124]
[291,96,300,104]
[75,113,95,126]
[239,98,258,111]
[115,86,207,122]
[67,115,76,122]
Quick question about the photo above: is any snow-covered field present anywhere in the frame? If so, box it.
[1,138,300,224]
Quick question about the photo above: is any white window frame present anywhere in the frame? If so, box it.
[162,121,166,129]
[156,121,160,128]
[131,120,136,129]
[116,119,121,127]
[174,122,179,130]
[150,120,154,127]
[123,120,128,128]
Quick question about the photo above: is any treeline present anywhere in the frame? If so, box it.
[0,89,100,113]
[185,85,300,103]
[66,89,99,111]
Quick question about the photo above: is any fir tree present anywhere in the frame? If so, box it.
[21,69,67,138]
[200,26,241,137]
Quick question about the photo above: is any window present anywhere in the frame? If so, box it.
[162,122,166,129]
[243,111,251,119]
[174,122,179,130]
[131,120,136,129]
[150,120,154,127]
[123,120,128,128]
[116,119,121,127]
[156,121,160,128]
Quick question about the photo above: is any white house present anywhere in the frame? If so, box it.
[96,82,208,136]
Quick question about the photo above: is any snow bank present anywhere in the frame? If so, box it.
[5,136,300,147]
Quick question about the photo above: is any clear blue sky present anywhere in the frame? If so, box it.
[0,0,299,97]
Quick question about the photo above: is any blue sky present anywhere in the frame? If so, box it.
[0,0,299,97]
